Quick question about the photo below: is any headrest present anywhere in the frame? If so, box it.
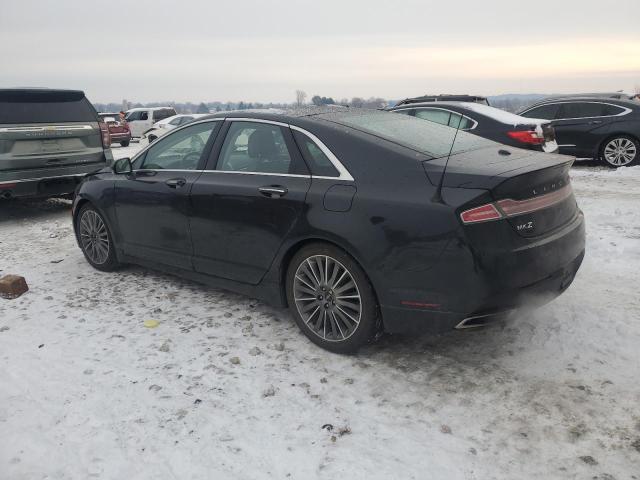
[248,129,278,158]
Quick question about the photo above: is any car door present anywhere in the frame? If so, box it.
[114,120,221,269]
[550,102,612,157]
[189,119,311,284]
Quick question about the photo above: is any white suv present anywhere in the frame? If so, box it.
[124,107,177,138]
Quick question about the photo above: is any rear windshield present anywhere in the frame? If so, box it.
[0,90,98,124]
[323,110,495,158]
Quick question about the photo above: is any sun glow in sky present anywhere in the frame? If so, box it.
[1,0,638,103]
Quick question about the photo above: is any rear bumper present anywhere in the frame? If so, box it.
[109,132,131,142]
[381,212,586,334]
[0,161,108,199]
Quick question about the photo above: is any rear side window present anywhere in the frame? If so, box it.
[293,130,339,177]
[557,102,609,119]
[325,110,494,158]
[415,108,451,126]
[521,103,560,119]
[217,121,303,175]
[0,90,97,124]
[602,104,626,116]
[126,110,148,121]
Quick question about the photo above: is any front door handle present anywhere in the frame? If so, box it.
[258,186,288,198]
[589,120,602,125]
[166,177,187,188]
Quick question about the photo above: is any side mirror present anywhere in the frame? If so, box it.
[113,157,133,174]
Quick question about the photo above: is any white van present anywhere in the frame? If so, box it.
[124,107,177,138]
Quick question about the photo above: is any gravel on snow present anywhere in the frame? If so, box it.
[1,145,639,479]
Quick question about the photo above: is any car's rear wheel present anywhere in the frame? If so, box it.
[285,243,378,354]
[76,204,120,271]
[120,140,130,147]
[601,135,639,167]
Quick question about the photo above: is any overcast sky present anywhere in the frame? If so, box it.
[1,0,639,103]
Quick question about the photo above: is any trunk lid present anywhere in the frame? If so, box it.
[423,146,578,237]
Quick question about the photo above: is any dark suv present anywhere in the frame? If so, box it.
[0,89,112,199]
[519,97,640,167]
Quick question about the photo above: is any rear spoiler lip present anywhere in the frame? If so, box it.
[422,147,575,190]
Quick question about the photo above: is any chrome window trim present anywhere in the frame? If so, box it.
[228,117,289,128]
[0,124,94,133]
[128,117,354,182]
[289,125,354,181]
[391,107,478,130]
[520,101,632,121]
[200,170,311,179]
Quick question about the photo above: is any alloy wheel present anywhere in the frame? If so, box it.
[79,210,110,265]
[603,138,637,166]
[293,255,362,342]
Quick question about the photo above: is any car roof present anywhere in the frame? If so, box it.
[391,101,548,125]
[0,88,86,101]
[201,106,355,124]
[127,106,176,112]
[395,94,488,106]
[521,96,639,112]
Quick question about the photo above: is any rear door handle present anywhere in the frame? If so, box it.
[166,178,187,188]
[589,120,602,125]
[258,186,287,198]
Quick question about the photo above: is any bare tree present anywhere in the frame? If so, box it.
[295,90,307,106]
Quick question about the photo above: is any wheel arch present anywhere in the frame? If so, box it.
[277,236,382,323]
[72,196,120,254]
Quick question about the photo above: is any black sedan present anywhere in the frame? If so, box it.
[72,109,585,353]
[388,101,558,153]
[519,97,640,167]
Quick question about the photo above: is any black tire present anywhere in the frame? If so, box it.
[120,140,130,147]
[76,204,120,272]
[147,135,157,144]
[285,243,379,354]
[600,135,639,168]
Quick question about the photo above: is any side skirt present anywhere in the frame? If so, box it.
[118,251,287,308]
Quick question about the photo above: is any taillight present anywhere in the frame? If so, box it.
[460,184,573,225]
[460,204,503,224]
[98,121,111,148]
[507,129,544,145]
[496,184,573,216]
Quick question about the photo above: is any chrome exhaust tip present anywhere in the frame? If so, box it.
[455,310,513,329]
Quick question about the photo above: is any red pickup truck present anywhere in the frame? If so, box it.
[98,113,131,147]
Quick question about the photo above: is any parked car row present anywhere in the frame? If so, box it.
[144,113,208,143]
[389,93,640,167]
[5,86,633,353]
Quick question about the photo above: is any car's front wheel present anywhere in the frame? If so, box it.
[76,204,120,271]
[285,243,379,354]
[601,136,639,167]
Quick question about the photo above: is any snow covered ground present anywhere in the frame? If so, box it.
[1,144,639,480]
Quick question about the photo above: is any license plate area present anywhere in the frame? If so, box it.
[37,177,78,195]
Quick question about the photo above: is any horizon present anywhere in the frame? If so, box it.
[2,0,639,104]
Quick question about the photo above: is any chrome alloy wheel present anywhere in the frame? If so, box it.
[293,255,362,342]
[79,210,110,265]
[603,138,637,166]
